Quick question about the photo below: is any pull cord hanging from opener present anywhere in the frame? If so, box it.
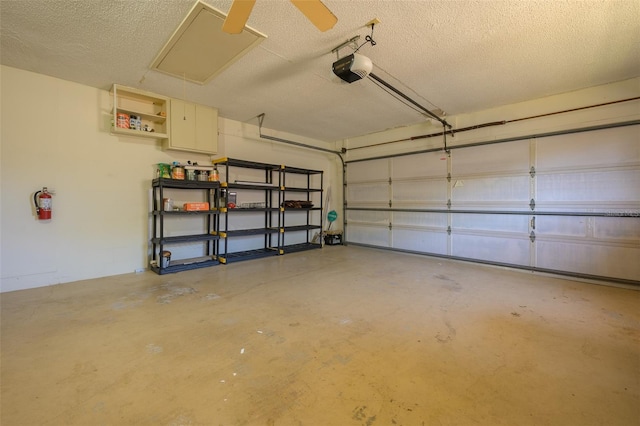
[183,72,187,120]
[354,23,376,53]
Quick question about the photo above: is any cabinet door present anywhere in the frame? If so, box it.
[169,99,197,151]
[195,104,218,154]
[167,100,218,154]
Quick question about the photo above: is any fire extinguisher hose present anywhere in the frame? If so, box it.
[33,190,42,214]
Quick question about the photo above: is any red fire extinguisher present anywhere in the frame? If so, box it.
[34,187,52,220]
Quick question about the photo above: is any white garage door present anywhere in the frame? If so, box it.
[345,124,640,283]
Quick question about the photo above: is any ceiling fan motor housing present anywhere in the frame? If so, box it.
[332,53,373,83]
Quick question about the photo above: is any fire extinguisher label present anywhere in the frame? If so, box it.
[40,198,52,210]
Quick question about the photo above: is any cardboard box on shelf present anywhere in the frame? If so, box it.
[183,202,210,211]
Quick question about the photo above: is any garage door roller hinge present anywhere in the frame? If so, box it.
[529,198,536,210]
[529,231,536,243]
[530,166,536,178]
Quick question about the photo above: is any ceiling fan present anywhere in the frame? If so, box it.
[222,0,338,34]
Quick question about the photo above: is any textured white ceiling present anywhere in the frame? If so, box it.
[1,0,639,142]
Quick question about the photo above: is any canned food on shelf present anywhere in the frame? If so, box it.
[172,166,185,180]
[116,113,130,129]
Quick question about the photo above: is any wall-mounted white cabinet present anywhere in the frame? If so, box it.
[165,99,218,155]
[111,84,218,155]
[111,84,169,139]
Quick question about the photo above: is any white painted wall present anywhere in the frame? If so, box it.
[2,66,636,292]
[0,66,335,292]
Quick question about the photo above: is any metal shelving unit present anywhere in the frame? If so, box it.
[280,165,323,253]
[151,178,220,274]
[212,158,323,263]
[213,158,282,264]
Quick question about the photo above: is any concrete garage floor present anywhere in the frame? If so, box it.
[1,246,638,426]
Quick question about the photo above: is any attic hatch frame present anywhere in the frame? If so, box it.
[150,0,267,85]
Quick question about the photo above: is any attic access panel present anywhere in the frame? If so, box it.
[150,1,266,85]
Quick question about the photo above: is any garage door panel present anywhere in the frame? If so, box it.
[537,126,640,170]
[536,216,589,238]
[392,179,448,206]
[347,224,390,247]
[536,241,640,281]
[452,213,529,233]
[347,159,388,182]
[347,210,389,225]
[453,140,530,174]
[452,233,530,266]
[346,124,639,283]
[593,217,640,241]
[452,176,530,204]
[392,152,446,179]
[347,182,388,206]
[536,216,640,242]
[536,169,640,203]
[392,229,447,254]
[393,212,448,228]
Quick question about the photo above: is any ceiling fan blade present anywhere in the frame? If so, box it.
[290,0,338,32]
[222,0,257,34]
